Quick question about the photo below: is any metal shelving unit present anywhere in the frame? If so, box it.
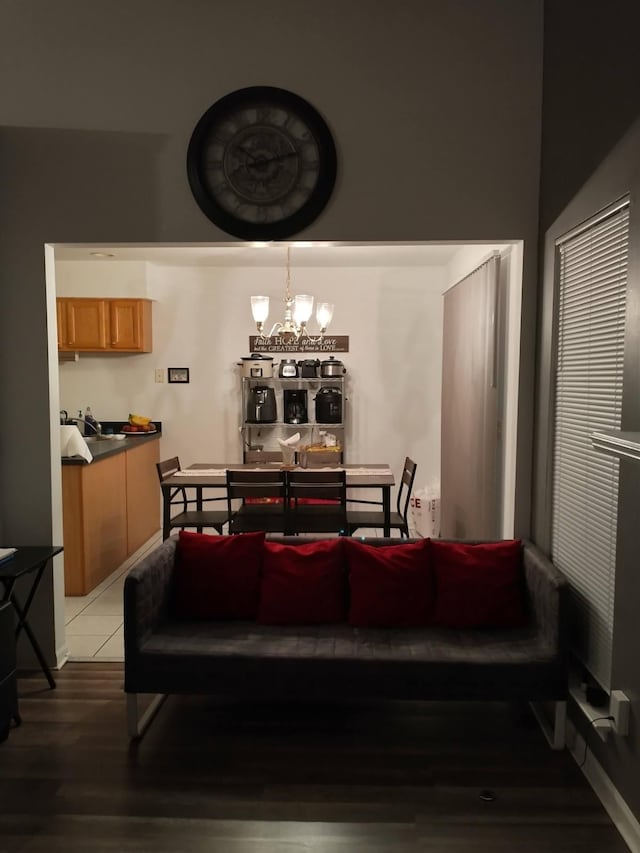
[240,376,346,462]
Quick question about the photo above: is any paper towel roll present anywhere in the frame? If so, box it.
[60,425,93,463]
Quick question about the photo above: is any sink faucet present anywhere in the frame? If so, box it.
[68,417,102,437]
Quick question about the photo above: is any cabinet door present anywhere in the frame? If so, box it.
[125,438,161,552]
[56,299,69,350]
[109,299,152,352]
[62,454,128,595]
[64,298,109,350]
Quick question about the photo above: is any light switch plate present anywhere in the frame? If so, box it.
[154,369,164,383]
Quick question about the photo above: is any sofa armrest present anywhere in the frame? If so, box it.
[522,540,568,655]
[124,536,177,659]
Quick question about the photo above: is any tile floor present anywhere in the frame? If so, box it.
[64,531,163,662]
[63,525,401,662]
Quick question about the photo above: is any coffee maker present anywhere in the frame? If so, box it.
[283,389,308,424]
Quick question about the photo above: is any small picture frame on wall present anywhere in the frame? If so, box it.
[168,367,190,384]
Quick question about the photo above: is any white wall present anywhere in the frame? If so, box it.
[56,258,446,499]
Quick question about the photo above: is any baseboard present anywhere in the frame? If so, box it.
[568,718,640,853]
[55,645,69,669]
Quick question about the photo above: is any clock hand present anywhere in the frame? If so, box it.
[237,144,258,162]
[256,151,299,165]
[227,148,299,179]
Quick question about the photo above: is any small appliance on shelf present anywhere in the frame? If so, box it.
[315,386,343,423]
[283,389,308,424]
[246,386,277,423]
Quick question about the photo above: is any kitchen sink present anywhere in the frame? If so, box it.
[84,435,120,443]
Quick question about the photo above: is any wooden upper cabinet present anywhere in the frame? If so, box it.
[63,298,108,350]
[109,299,152,351]
[57,298,152,353]
[56,299,67,348]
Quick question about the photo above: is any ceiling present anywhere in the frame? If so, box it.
[52,241,479,268]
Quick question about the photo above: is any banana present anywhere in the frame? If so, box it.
[129,413,151,426]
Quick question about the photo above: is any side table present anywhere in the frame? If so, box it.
[0,546,63,690]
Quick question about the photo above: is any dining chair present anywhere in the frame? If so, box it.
[226,468,288,534]
[346,456,417,538]
[157,457,230,539]
[286,469,347,535]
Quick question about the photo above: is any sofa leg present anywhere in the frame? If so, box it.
[530,700,566,750]
[127,692,167,740]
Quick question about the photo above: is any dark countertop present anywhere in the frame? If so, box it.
[61,422,162,465]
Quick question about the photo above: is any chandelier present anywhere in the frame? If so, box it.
[250,247,334,343]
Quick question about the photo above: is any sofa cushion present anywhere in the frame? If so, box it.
[345,538,434,628]
[431,539,526,628]
[257,539,346,625]
[174,531,265,620]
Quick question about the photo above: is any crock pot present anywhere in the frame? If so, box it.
[239,353,274,378]
[319,356,346,377]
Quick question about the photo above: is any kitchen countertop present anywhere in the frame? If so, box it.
[61,422,162,465]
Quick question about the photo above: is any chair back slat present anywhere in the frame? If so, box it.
[397,457,418,521]
[287,470,346,502]
[226,469,287,501]
[156,456,181,482]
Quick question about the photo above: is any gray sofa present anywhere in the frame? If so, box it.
[124,536,568,745]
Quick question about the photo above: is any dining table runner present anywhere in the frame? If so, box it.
[176,466,393,476]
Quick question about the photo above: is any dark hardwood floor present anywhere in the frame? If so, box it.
[0,663,629,852]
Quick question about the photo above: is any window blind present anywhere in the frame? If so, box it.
[551,201,629,690]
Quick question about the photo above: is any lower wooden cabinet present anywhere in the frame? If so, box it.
[125,439,161,554]
[62,438,160,596]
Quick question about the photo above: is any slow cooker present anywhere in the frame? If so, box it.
[239,353,274,378]
[320,356,346,377]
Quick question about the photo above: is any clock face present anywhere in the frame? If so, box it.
[187,87,337,240]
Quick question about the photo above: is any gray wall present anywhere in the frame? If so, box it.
[536,3,640,821]
[0,0,543,651]
[534,118,640,826]
[539,0,640,232]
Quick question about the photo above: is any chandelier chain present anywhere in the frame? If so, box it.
[285,246,292,304]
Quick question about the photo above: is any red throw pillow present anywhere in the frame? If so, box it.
[174,531,265,620]
[345,538,434,628]
[257,539,347,625]
[430,539,526,628]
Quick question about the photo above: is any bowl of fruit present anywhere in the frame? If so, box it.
[120,414,157,435]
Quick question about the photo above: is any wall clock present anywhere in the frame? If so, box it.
[186,86,337,240]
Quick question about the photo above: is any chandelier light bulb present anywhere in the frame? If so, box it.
[293,294,314,324]
[316,302,334,330]
[250,295,270,324]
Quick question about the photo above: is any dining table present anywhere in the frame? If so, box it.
[161,462,396,539]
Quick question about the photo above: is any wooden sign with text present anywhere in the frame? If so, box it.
[249,335,349,354]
